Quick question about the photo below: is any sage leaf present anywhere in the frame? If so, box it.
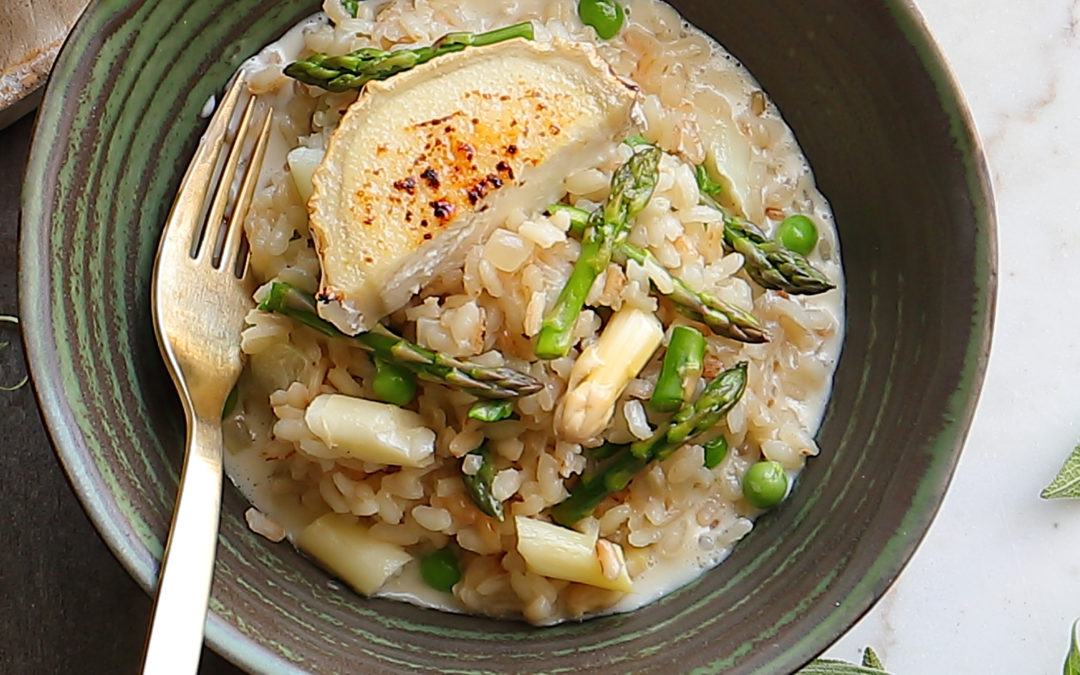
[798,661,889,674]
[861,648,884,670]
[799,648,890,674]
[1066,619,1080,675]
[1041,444,1080,499]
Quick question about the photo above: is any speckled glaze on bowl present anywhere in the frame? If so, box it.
[19,0,995,672]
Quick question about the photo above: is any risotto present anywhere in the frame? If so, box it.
[221,0,844,624]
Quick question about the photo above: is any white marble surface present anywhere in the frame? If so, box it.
[822,0,1080,672]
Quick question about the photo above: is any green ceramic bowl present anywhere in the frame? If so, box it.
[20,0,995,672]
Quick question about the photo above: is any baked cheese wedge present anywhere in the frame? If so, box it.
[308,37,641,335]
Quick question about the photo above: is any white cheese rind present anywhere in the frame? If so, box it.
[309,38,641,334]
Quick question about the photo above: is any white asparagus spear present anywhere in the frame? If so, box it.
[297,513,413,595]
[305,393,435,467]
[515,516,633,592]
[556,306,663,442]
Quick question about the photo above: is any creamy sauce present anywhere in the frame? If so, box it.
[223,0,845,624]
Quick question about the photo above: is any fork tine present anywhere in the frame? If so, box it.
[199,94,257,264]
[219,106,273,277]
[160,75,247,262]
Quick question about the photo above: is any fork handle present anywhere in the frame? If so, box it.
[141,414,224,674]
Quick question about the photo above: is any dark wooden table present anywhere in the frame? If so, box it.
[1,113,243,673]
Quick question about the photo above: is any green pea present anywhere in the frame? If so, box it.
[419,548,461,593]
[742,460,788,509]
[776,214,819,256]
[578,0,625,39]
[703,436,728,469]
[650,325,706,412]
[371,356,417,406]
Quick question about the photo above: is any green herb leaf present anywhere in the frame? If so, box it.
[467,399,516,422]
[623,133,650,147]
[861,647,884,670]
[1066,619,1080,675]
[798,660,889,674]
[1042,443,1080,499]
[341,0,359,18]
[799,648,890,674]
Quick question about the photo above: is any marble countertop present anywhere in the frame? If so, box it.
[823,0,1080,671]
[1,0,1075,672]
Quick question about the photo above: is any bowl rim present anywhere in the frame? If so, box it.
[19,0,997,672]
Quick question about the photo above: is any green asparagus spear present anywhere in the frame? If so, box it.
[695,163,724,199]
[551,450,648,526]
[630,361,747,459]
[370,356,416,406]
[566,160,831,297]
[650,325,706,412]
[692,163,833,295]
[546,203,590,237]
[285,22,535,92]
[535,146,662,359]
[257,282,541,399]
[703,435,728,469]
[467,399,516,422]
[584,442,622,460]
[546,203,768,343]
[551,362,748,525]
[722,215,835,295]
[461,444,504,521]
[561,159,832,296]
[617,242,769,343]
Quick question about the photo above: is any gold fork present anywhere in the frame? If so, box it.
[144,74,272,674]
